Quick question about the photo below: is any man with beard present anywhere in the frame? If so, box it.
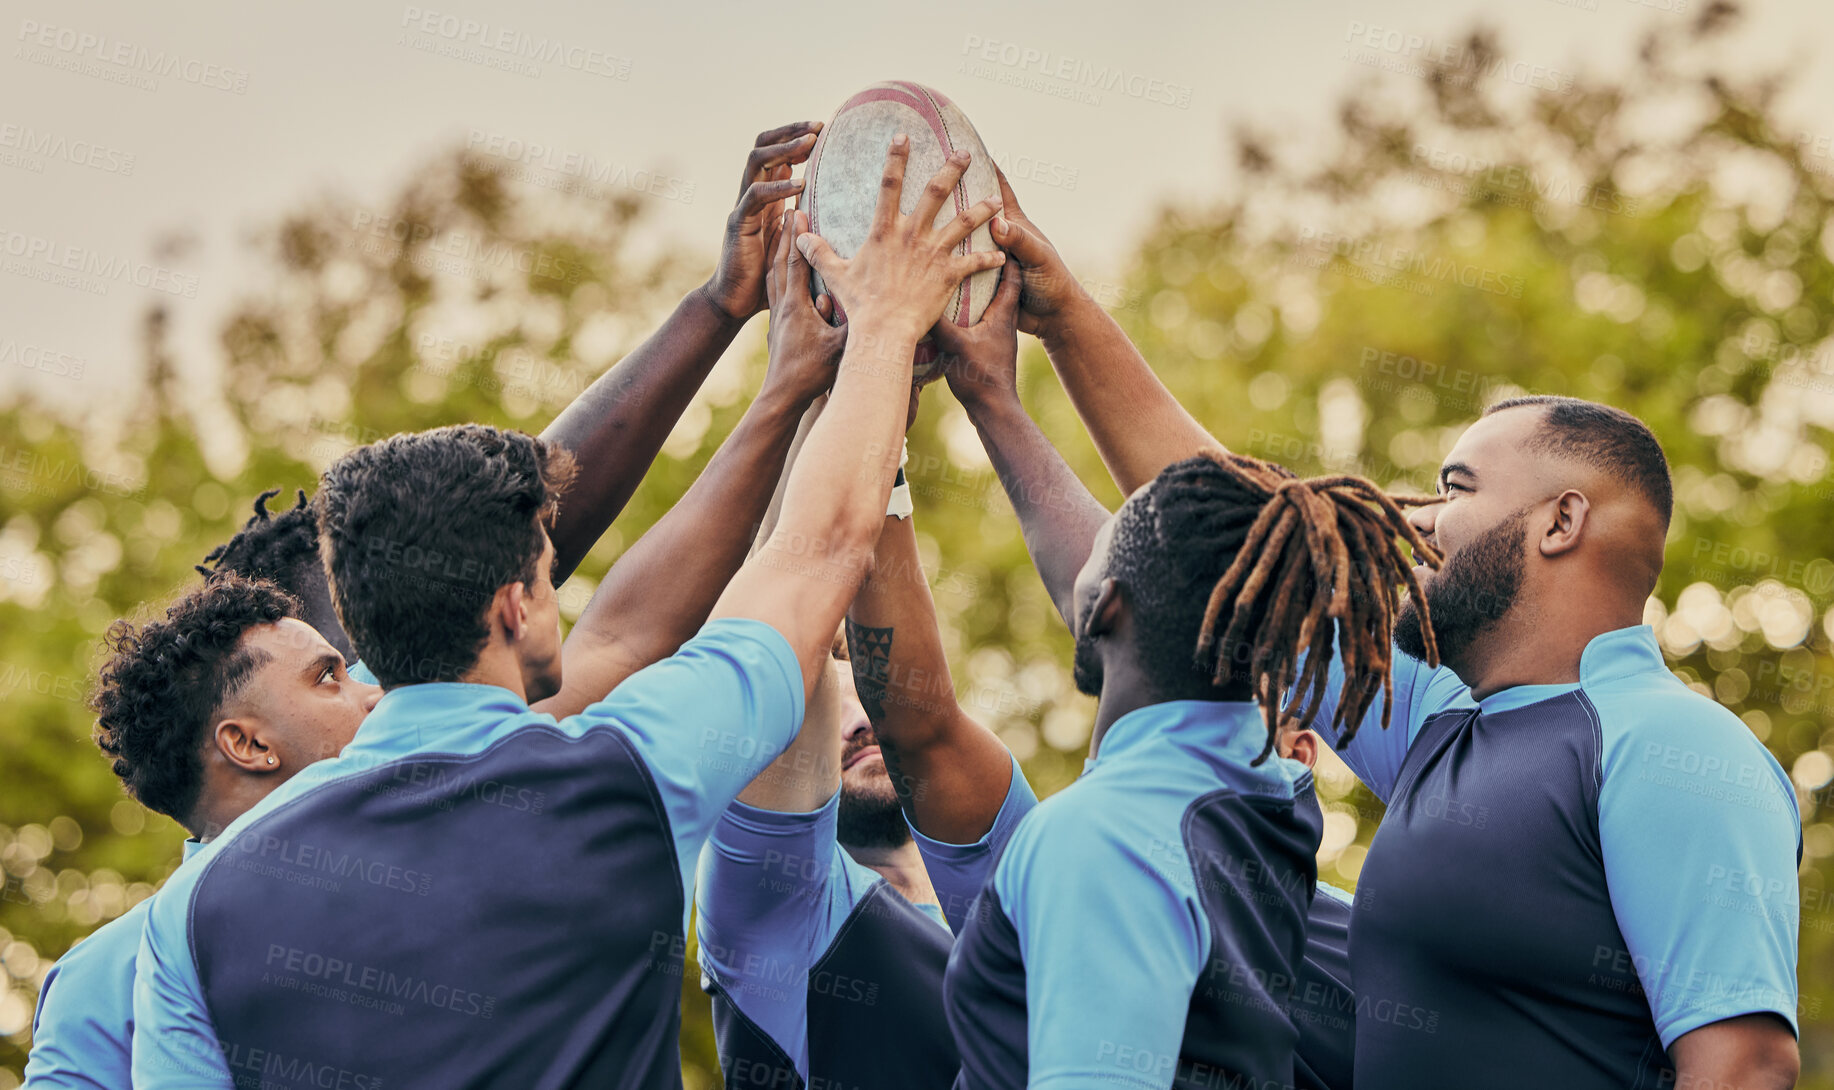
[928,264,1415,1090]
[693,398,959,1090]
[986,174,1800,1086]
[131,139,1006,1089]
[25,122,835,1090]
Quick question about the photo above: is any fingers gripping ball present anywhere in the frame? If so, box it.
[800,81,1001,381]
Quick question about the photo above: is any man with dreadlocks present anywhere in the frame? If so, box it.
[919,259,1422,1089]
[985,178,1800,1087]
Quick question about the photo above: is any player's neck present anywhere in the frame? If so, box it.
[849,840,935,907]
[459,642,529,703]
[1457,597,1641,701]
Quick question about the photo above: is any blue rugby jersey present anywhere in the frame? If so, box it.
[1313,624,1801,1088]
[914,752,1358,1090]
[132,617,804,1090]
[695,792,957,1090]
[905,752,1036,934]
[944,701,1323,1090]
[24,840,202,1089]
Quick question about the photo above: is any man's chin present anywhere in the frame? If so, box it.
[1394,599,1430,663]
[841,767,897,807]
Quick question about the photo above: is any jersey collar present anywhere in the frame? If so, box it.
[345,681,534,761]
[1091,699,1307,797]
[1476,623,1666,715]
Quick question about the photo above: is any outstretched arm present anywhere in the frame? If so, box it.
[533,210,846,719]
[541,122,821,581]
[712,138,1007,700]
[989,168,1218,496]
[932,263,1109,627]
[730,396,847,814]
[846,480,1015,844]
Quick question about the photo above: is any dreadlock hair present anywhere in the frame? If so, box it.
[1119,451,1441,765]
[91,576,301,824]
[197,488,321,597]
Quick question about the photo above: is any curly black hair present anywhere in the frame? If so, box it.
[197,487,320,588]
[315,424,576,688]
[91,576,301,824]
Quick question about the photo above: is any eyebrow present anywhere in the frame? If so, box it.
[1438,461,1478,490]
[303,650,343,682]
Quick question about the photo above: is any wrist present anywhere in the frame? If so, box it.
[753,373,813,418]
[692,278,751,331]
[1034,289,1100,351]
[958,382,1025,428]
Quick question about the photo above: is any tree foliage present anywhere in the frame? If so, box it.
[4,4,1833,1082]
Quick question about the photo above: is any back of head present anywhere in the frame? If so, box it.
[198,487,320,592]
[313,424,575,688]
[91,576,300,826]
[200,488,351,658]
[1112,452,1436,762]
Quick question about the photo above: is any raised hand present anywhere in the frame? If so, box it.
[763,208,847,408]
[932,260,1024,412]
[796,137,1007,351]
[701,121,823,323]
[986,166,1087,337]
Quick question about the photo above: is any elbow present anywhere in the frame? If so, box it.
[1749,1038,1801,1089]
[825,504,889,572]
[1679,1033,1799,1090]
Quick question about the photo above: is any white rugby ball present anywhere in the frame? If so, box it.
[801,81,1000,380]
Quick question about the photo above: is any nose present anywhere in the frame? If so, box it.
[360,682,383,713]
[1408,500,1440,541]
[841,699,873,741]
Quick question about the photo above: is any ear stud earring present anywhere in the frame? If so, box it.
[266,756,276,765]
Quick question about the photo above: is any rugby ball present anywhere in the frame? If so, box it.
[800,81,1000,380]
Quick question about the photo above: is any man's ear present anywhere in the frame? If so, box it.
[1081,577,1126,642]
[1541,490,1590,560]
[213,716,277,775]
[1284,729,1319,769]
[492,580,530,642]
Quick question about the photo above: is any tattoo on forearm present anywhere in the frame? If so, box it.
[846,619,894,723]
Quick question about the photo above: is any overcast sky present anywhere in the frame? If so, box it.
[3,0,1830,412]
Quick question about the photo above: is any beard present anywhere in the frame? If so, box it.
[836,728,910,851]
[1395,508,1527,667]
[1071,629,1103,696]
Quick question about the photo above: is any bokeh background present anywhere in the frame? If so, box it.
[6,0,1834,1084]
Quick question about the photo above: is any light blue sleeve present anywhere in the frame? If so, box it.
[1303,648,1473,802]
[565,617,805,901]
[907,752,1037,933]
[994,803,1207,1089]
[1596,689,1802,1047]
[130,868,234,1090]
[24,906,145,1089]
[694,793,863,1075]
[347,659,378,686]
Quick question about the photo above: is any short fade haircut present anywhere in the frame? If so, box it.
[91,576,300,823]
[197,488,319,594]
[1487,396,1673,525]
[314,425,576,688]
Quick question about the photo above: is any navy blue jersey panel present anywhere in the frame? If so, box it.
[1352,696,1668,1089]
[805,881,959,1089]
[192,724,686,1090]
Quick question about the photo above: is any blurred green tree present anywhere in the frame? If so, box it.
[5,2,1833,1083]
